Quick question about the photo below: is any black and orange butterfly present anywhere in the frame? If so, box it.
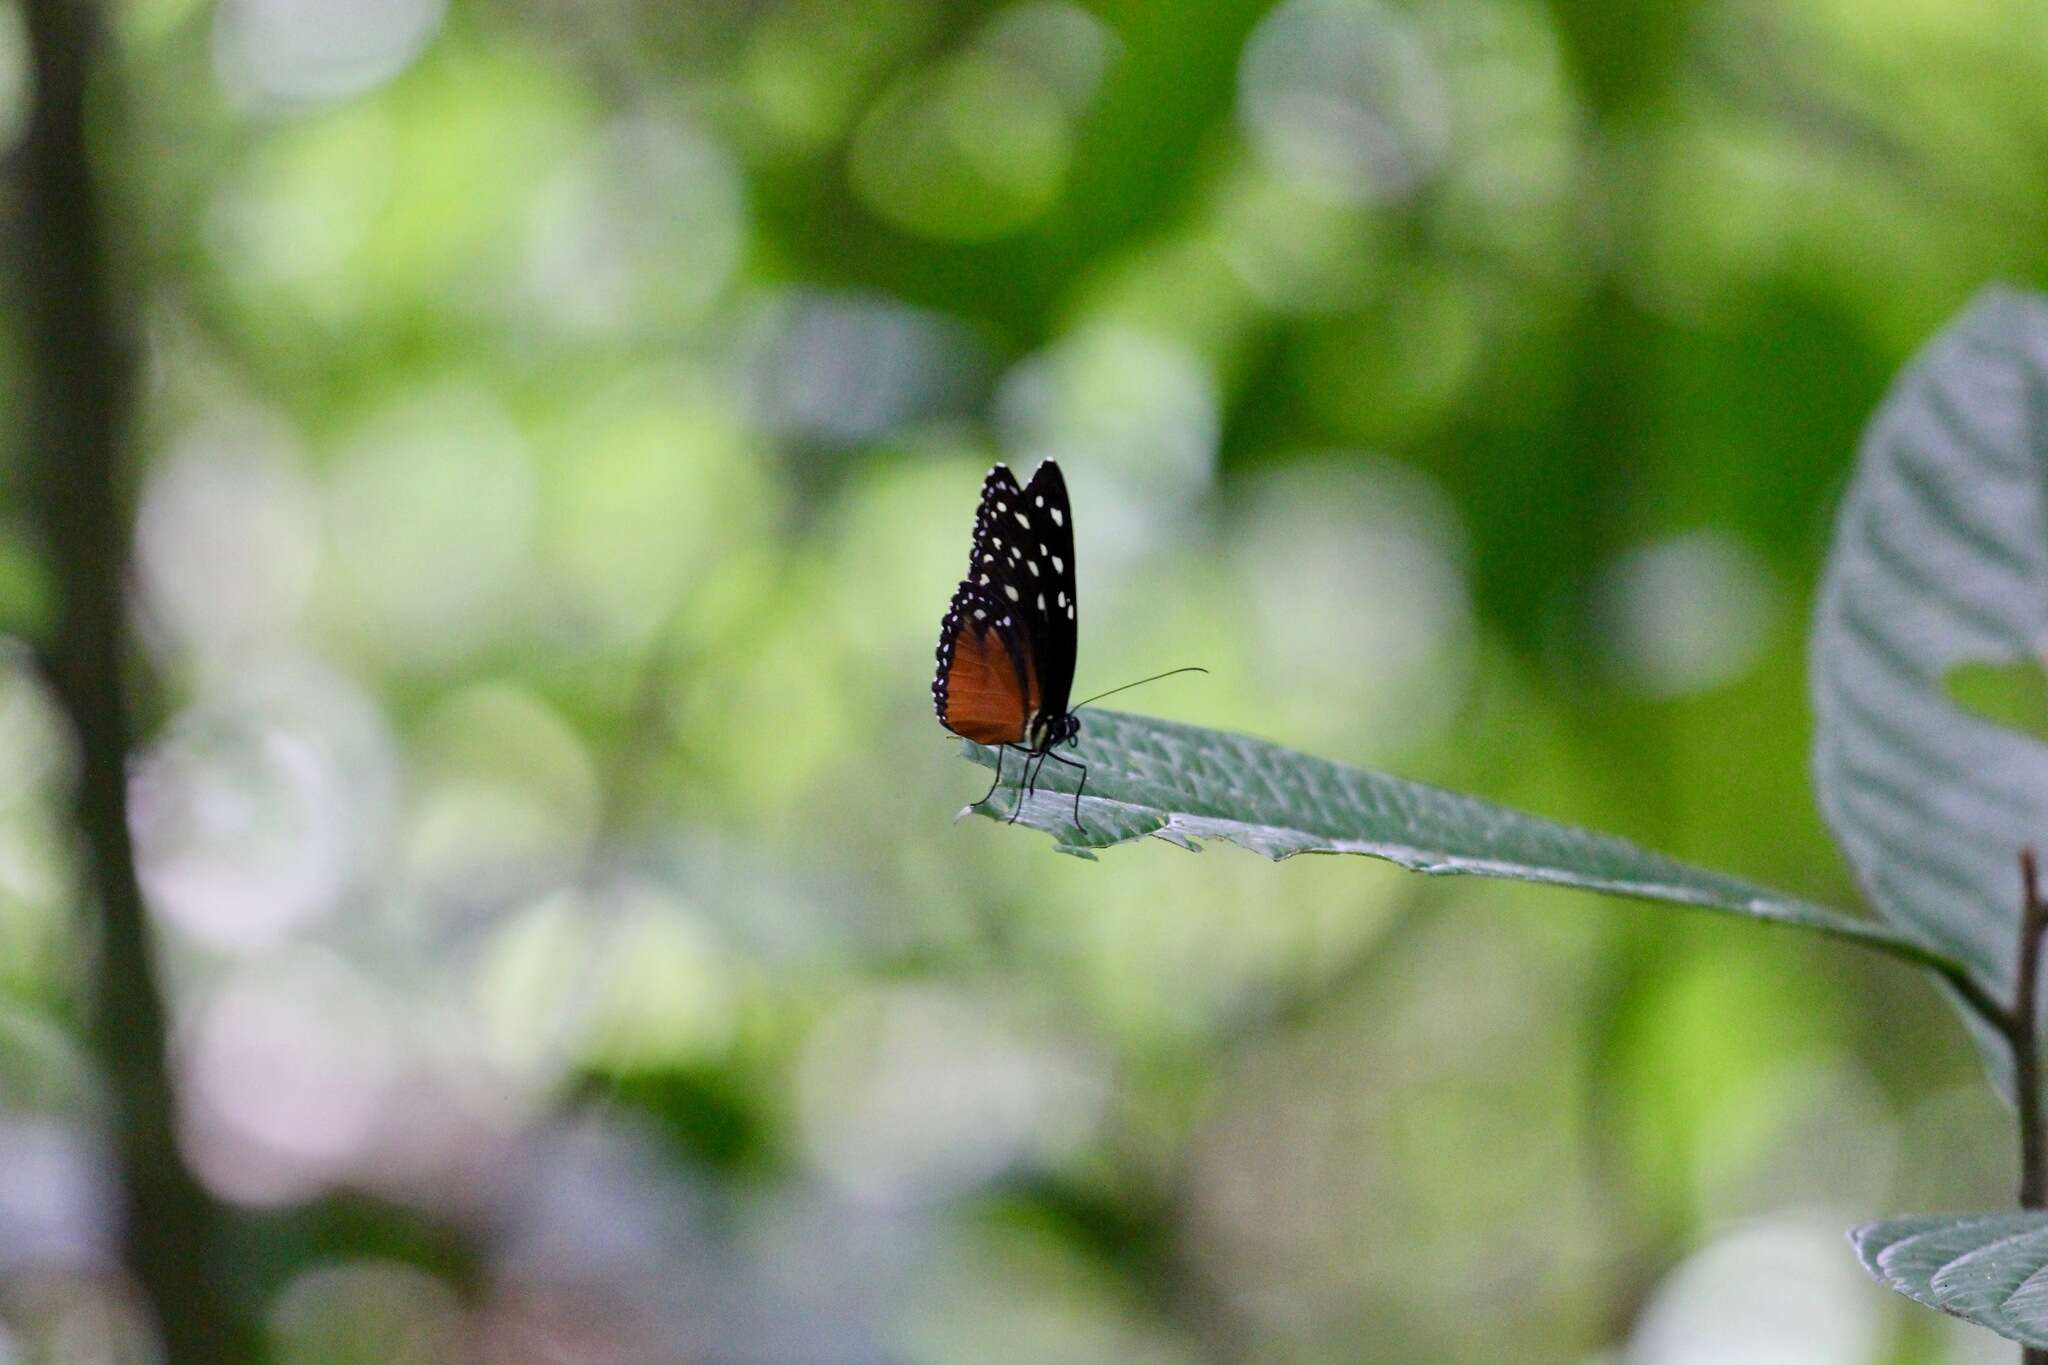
[933,461,1203,827]
[932,460,1087,824]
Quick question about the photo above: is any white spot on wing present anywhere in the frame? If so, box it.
[1013,512,1030,529]
[1027,561,1040,577]
[1051,555,1064,572]
[1004,584,1019,601]
[1036,593,1046,610]
[1049,508,1064,526]
[978,574,989,585]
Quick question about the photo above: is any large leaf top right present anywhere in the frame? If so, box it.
[1813,286,2048,1063]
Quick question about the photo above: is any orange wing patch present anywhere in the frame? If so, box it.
[938,620,1037,745]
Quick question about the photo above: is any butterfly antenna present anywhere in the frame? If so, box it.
[1072,667,1209,712]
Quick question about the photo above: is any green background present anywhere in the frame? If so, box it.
[0,0,2039,1359]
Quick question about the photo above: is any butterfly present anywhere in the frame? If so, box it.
[932,460,1088,825]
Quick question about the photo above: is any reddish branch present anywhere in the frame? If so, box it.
[2012,851,2048,1365]
[2018,850,2048,1211]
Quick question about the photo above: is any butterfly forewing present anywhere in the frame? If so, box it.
[965,464,1024,578]
[1018,460,1078,720]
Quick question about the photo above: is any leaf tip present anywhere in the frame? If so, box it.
[1846,1221,1886,1272]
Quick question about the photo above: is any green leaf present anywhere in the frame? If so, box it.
[1852,1212,2048,1347]
[1812,286,2048,1037]
[962,708,1966,978]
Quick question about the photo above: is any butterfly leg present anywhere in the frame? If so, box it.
[975,745,1009,810]
[1041,749,1088,829]
[1010,750,1048,824]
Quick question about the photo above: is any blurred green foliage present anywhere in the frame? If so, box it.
[0,0,2043,1359]
[1949,662,2048,747]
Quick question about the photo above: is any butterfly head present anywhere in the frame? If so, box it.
[1029,709,1081,753]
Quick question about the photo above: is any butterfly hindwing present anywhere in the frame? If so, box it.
[935,464,1043,745]
[933,582,1038,745]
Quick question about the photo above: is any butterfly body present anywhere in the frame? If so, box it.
[933,460,1086,822]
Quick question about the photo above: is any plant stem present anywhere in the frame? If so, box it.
[16,0,238,1357]
[2017,850,2047,1210]
[2011,850,2047,1365]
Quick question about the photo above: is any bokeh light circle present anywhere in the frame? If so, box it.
[1238,0,1449,203]
[850,54,1071,242]
[213,0,448,109]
